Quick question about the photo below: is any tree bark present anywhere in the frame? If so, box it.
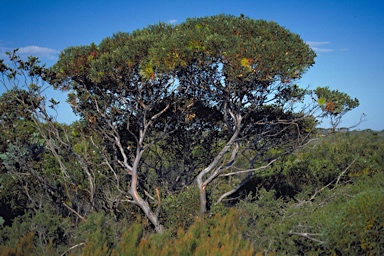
[196,115,241,218]
[129,134,164,233]
[196,178,207,218]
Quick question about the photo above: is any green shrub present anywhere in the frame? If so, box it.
[75,212,128,256]
[162,186,200,232]
[266,131,384,198]
[84,208,255,255]
[236,188,316,255]
[324,188,384,255]
[0,205,70,255]
[0,232,36,256]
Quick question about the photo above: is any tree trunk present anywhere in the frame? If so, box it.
[196,117,242,218]
[130,148,164,233]
[129,182,164,234]
[196,176,207,218]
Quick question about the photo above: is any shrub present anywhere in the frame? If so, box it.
[85,208,255,255]
[0,205,69,255]
[162,186,200,232]
[324,187,384,255]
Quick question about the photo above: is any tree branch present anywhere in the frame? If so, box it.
[62,201,87,222]
[288,230,324,244]
[308,158,357,202]
[220,158,278,177]
[60,242,86,256]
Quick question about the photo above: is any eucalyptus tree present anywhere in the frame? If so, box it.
[1,15,359,233]
[50,26,185,233]
[137,15,358,216]
[0,52,104,225]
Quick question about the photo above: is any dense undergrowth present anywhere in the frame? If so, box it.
[1,130,384,255]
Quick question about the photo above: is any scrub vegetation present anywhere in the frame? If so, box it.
[1,15,381,255]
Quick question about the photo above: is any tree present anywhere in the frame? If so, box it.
[51,14,359,224]
[50,26,184,233]
[0,51,104,227]
[1,15,359,234]
[315,86,361,130]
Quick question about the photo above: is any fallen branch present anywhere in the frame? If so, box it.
[220,158,277,177]
[308,158,357,202]
[288,230,324,244]
[216,173,252,204]
[60,242,86,256]
[216,158,278,203]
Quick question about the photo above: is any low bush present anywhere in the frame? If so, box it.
[324,187,384,255]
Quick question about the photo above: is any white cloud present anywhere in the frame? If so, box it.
[306,41,334,53]
[0,44,11,58]
[17,45,58,59]
[306,41,330,46]
[168,19,178,25]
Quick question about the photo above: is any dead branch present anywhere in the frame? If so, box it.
[308,158,357,202]
[220,158,278,177]
[288,230,324,243]
[60,242,86,256]
[62,201,87,222]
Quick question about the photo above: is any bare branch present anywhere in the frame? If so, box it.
[308,158,357,202]
[216,172,252,204]
[62,201,87,222]
[288,230,324,244]
[221,158,278,177]
[60,242,86,256]
[144,189,156,201]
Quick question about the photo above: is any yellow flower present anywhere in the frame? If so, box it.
[240,58,250,68]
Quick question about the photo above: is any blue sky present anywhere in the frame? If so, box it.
[1,0,383,130]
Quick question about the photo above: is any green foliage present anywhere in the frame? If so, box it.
[77,213,111,255]
[236,179,384,254]
[47,13,325,227]
[314,86,360,129]
[2,210,255,255]
[233,130,384,254]
[0,127,383,254]
[0,205,70,255]
[112,222,146,256]
[98,208,254,256]
[262,130,384,198]
[74,212,127,256]
[0,231,37,256]
[236,188,291,254]
[315,86,359,116]
[324,187,384,255]
[162,187,200,231]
